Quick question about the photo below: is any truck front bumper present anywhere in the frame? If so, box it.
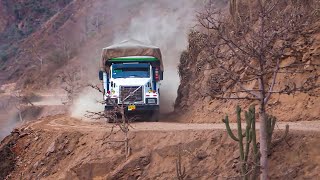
[105,104,159,112]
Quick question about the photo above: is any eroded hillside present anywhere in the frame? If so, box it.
[1,115,320,179]
[0,0,73,76]
[175,2,320,123]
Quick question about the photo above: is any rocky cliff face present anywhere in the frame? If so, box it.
[175,20,320,123]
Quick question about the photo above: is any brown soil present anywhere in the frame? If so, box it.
[175,19,320,124]
[1,115,320,179]
[0,1,319,179]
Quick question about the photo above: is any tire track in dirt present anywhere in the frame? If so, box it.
[11,93,320,133]
[28,115,320,133]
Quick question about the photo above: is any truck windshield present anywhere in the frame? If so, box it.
[112,64,150,78]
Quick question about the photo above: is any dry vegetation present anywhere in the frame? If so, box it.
[176,0,320,178]
[175,0,320,123]
[0,0,320,179]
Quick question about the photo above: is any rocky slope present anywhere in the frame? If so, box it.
[174,6,320,123]
[0,0,73,76]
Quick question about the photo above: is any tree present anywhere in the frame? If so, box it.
[7,91,34,122]
[57,67,84,105]
[81,11,104,44]
[85,84,138,159]
[26,42,45,71]
[197,0,319,179]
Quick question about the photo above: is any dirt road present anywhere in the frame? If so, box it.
[2,90,320,138]
[29,114,320,133]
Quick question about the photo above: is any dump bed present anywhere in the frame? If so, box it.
[101,39,163,71]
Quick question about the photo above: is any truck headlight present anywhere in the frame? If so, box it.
[146,98,157,104]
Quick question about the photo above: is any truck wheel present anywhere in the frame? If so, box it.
[150,110,160,122]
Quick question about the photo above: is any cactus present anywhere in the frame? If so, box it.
[266,115,290,155]
[176,150,186,180]
[222,105,258,179]
[266,114,276,155]
[246,106,259,179]
[223,106,290,179]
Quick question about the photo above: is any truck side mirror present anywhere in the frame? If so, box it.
[160,71,164,80]
[99,70,103,81]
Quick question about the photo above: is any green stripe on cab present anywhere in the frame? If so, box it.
[110,57,158,62]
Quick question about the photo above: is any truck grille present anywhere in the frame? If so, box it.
[120,86,143,103]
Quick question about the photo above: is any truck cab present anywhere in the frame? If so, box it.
[99,40,164,121]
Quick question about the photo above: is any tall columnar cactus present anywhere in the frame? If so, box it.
[223,106,289,178]
[245,106,259,177]
[266,114,276,154]
[265,114,289,155]
[176,150,186,180]
[222,105,259,179]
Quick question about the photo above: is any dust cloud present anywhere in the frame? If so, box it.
[113,0,200,113]
[71,0,205,118]
[70,88,104,120]
[0,114,18,140]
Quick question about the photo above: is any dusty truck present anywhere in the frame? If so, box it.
[99,39,164,121]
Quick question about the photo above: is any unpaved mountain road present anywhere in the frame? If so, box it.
[28,114,320,133]
[2,92,319,135]
[3,109,320,180]
[1,91,319,140]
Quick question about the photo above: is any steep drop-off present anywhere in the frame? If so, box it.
[1,115,320,179]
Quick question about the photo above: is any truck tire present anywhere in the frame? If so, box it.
[150,110,160,122]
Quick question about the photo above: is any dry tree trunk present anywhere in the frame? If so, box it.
[259,107,269,180]
[257,0,269,178]
[120,105,130,159]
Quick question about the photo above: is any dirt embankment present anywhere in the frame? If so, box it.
[174,22,320,123]
[1,115,320,179]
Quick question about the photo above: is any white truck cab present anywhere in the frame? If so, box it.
[99,40,164,120]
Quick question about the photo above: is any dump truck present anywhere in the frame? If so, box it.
[99,39,164,121]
